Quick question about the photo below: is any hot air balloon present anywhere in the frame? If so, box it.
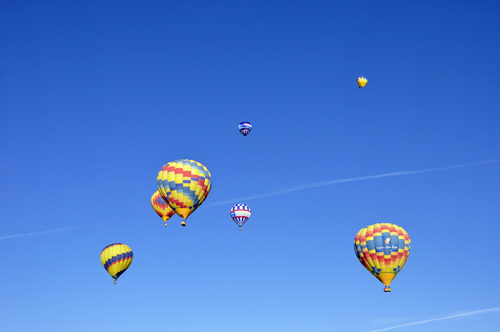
[151,190,175,226]
[238,122,252,138]
[354,223,410,292]
[100,243,133,284]
[157,159,212,227]
[230,203,251,230]
[357,77,368,89]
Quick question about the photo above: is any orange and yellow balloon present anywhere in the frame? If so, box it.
[357,76,368,89]
[354,223,410,292]
[100,243,133,284]
[157,159,212,226]
[151,190,175,226]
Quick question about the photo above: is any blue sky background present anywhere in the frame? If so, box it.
[1,1,500,331]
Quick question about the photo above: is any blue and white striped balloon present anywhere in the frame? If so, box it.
[230,204,251,230]
[238,122,252,138]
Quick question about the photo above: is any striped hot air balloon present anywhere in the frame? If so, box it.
[354,223,410,292]
[100,243,133,284]
[151,190,175,226]
[238,122,252,138]
[230,203,251,230]
[157,159,212,227]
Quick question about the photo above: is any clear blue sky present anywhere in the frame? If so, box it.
[1,1,500,331]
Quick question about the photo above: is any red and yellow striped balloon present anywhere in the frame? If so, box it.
[151,190,175,226]
[354,223,410,292]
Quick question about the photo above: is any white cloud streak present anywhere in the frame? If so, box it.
[206,159,500,207]
[0,227,83,240]
[367,307,500,332]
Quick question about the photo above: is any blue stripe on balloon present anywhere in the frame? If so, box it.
[103,251,133,271]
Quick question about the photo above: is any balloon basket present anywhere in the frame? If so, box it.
[114,280,117,284]
[181,221,186,227]
[384,286,391,292]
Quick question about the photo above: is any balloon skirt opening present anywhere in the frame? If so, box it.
[378,274,395,287]
[176,208,191,220]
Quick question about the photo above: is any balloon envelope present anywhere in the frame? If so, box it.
[230,203,251,229]
[238,122,252,138]
[151,190,175,226]
[100,243,133,284]
[354,223,410,291]
[157,159,212,225]
[357,77,368,88]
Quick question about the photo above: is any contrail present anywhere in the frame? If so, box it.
[206,159,500,207]
[0,227,83,240]
[367,307,500,332]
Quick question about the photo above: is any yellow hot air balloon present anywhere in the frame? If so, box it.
[151,190,175,226]
[357,76,368,89]
[354,223,410,292]
[100,243,133,284]
[157,159,212,227]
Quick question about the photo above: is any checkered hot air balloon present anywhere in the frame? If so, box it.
[238,122,252,138]
[354,223,411,292]
[230,203,251,230]
[151,190,175,226]
[100,243,133,284]
[157,159,212,227]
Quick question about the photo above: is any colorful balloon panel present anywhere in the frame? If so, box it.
[100,243,133,283]
[151,190,175,226]
[238,122,252,137]
[357,76,368,88]
[354,223,410,290]
[230,203,251,229]
[157,159,212,222]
